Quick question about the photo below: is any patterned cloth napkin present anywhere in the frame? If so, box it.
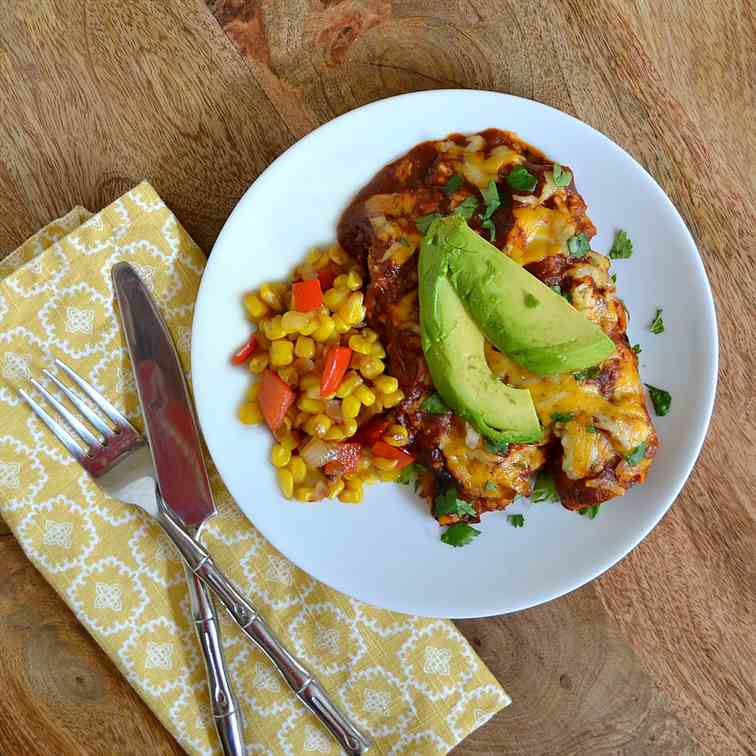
[0,182,509,755]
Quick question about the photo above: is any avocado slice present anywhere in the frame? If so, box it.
[419,225,543,444]
[423,215,615,375]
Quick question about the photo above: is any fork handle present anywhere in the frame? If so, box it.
[158,506,372,756]
[185,566,246,756]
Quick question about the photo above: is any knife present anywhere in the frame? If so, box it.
[112,262,371,756]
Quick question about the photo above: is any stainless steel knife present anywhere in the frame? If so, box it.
[112,262,371,756]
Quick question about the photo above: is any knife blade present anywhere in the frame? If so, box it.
[111,262,371,755]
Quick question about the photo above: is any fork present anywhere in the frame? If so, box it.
[19,358,246,756]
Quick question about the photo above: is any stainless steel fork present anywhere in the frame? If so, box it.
[19,358,246,756]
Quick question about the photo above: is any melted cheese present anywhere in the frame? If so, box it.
[507,206,576,265]
[437,138,523,188]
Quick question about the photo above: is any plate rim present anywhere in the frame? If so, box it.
[192,89,718,618]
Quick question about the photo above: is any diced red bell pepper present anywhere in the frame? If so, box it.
[324,442,362,476]
[354,415,391,447]
[292,279,323,312]
[317,266,338,291]
[230,334,257,365]
[371,440,415,470]
[320,345,352,397]
[258,369,295,431]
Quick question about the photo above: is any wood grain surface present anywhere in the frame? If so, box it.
[0,1,753,754]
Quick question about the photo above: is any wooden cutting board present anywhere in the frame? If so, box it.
[0,1,753,753]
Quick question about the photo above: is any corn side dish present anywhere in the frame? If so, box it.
[233,244,412,503]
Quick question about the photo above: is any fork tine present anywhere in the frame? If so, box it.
[19,388,87,460]
[55,358,137,432]
[43,368,115,439]
[30,378,104,451]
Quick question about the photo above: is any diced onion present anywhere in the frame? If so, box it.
[325,399,342,420]
[464,423,481,449]
[301,438,338,468]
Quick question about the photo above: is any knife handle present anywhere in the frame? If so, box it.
[185,565,246,756]
[158,506,372,756]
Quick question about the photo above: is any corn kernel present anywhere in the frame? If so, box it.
[335,371,363,398]
[269,339,294,366]
[382,388,405,408]
[305,383,323,399]
[329,245,349,265]
[369,343,386,358]
[294,486,317,502]
[373,375,399,395]
[276,366,298,386]
[383,423,409,447]
[277,469,294,498]
[248,353,269,374]
[281,310,309,334]
[372,456,398,471]
[333,274,348,289]
[244,293,269,319]
[348,334,372,355]
[337,292,364,326]
[323,287,348,310]
[245,382,260,401]
[277,415,293,435]
[298,313,318,336]
[378,469,401,482]
[327,478,345,498]
[339,489,363,504]
[341,418,358,437]
[359,358,384,380]
[333,315,350,334]
[238,402,262,424]
[294,335,315,359]
[280,432,300,451]
[354,385,375,406]
[294,411,308,428]
[271,444,291,468]
[324,426,347,441]
[305,414,332,438]
[299,374,319,391]
[346,270,363,291]
[306,247,321,266]
[312,316,336,342]
[259,283,284,311]
[262,315,286,341]
[297,397,325,414]
[289,456,307,483]
[341,395,361,419]
[362,328,378,343]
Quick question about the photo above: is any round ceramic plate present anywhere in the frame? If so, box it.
[192,90,717,618]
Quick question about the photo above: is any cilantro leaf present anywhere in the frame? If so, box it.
[507,514,525,528]
[421,392,449,415]
[567,233,590,258]
[532,470,560,503]
[481,217,496,241]
[551,284,571,302]
[442,174,462,194]
[551,411,576,423]
[610,272,617,285]
[441,523,481,547]
[573,366,601,381]
[484,480,498,493]
[506,166,537,192]
[453,196,478,220]
[551,163,572,187]
[609,229,633,259]
[398,462,426,486]
[480,180,501,218]
[579,505,601,519]
[625,442,647,466]
[484,439,510,455]
[645,384,671,416]
[416,213,442,234]
[434,487,476,518]
[587,425,599,433]
[632,343,642,354]
[649,308,665,334]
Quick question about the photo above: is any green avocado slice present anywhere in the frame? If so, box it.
[424,215,615,375]
[419,225,543,444]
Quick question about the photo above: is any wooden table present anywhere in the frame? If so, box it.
[0,1,753,753]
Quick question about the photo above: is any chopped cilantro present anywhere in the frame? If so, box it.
[550,284,571,302]
[524,292,539,308]
[587,426,599,433]
[610,272,617,285]
[609,229,633,259]
[484,481,498,493]
[421,392,449,415]
[442,174,462,194]
[532,469,560,503]
[481,217,496,241]
[506,166,537,193]
[507,514,525,528]
[645,384,671,416]
[399,236,409,247]
[551,163,572,187]
[625,442,647,466]
[573,366,600,381]
[435,487,477,518]
[416,213,442,234]
[479,179,502,241]
[398,462,426,489]
[649,308,665,334]
[484,439,510,455]
[452,196,478,220]
[441,523,481,547]
[553,413,576,425]
[567,233,590,258]
[632,343,642,354]
[579,505,601,519]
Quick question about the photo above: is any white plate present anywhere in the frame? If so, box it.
[192,90,717,618]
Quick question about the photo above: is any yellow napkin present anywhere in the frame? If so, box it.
[0,182,509,755]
